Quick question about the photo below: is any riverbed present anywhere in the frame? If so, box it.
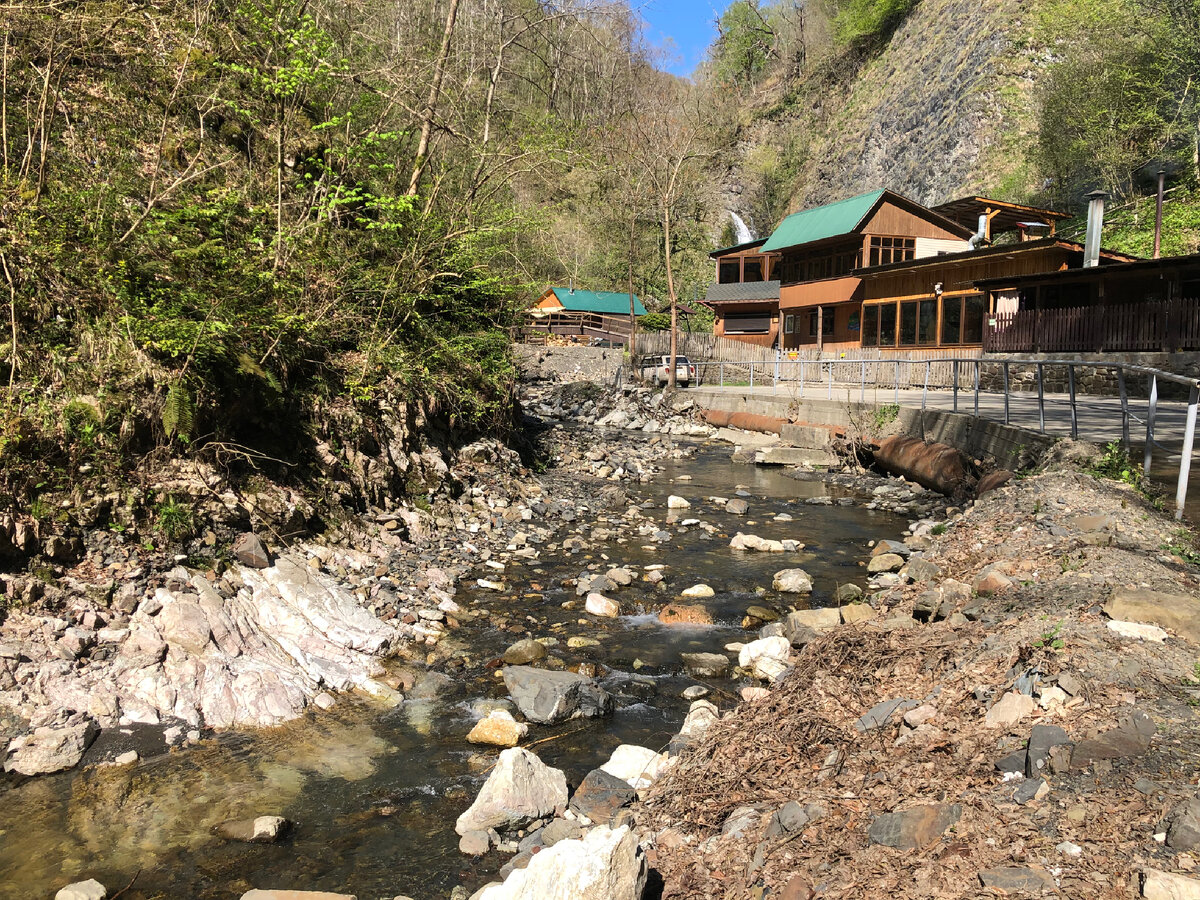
[0,446,907,899]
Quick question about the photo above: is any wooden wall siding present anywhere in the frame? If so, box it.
[985,298,1200,353]
[780,276,862,310]
[861,247,1074,301]
[862,202,966,241]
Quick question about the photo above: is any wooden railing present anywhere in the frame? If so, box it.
[518,312,633,343]
[985,298,1200,353]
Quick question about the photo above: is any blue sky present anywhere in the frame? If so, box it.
[636,0,724,77]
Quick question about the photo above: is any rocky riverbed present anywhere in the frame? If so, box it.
[6,372,1197,900]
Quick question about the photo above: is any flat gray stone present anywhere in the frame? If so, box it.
[978,866,1057,893]
[854,698,919,733]
[502,666,613,725]
[1070,708,1155,770]
[868,803,961,850]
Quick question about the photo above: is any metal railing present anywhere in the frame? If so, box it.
[681,355,1200,521]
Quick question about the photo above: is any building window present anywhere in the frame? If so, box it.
[899,300,918,346]
[725,312,771,334]
[918,298,937,345]
[847,312,860,332]
[743,258,763,282]
[940,296,963,344]
[808,308,835,336]
[963,294,985,344]
[879,303,897,346]
[718,260,740,284]
[868,236,915,267]
[784,314,795,334]
[862,306,879,346]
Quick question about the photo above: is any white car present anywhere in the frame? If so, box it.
[639,355,695,387]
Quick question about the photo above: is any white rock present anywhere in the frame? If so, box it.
[1057,841,1083,857]
[585,593,620,618]
[666,495,690,509]
[55,880,107,900]
[1038,686,1069,710]
[772,569,813,593]
[738,636,792,682]
[1108,620,1169,642]
[984,692,1036,729]
[680,584,715,599]
[477,579,506,591]
[475,825,647,900]
[455,747,568,835]
[1143,867,1200,899]
[600,744,668,791]
[678,700,719,742]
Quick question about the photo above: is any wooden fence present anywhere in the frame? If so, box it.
[517,312,633,344]
[985,298,1200,353]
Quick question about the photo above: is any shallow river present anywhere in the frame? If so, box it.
[0,447,906,899]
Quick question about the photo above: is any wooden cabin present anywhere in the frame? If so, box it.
[854,239,1134,352]
[762,190,973,352]
[524,286,647,345]
[705,239,782,349]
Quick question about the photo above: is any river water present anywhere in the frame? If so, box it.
[0,447,906,899]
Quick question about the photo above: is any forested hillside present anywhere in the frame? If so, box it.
[706,0,1200,251]
[0,0,720,513]
[4,0,1200,520]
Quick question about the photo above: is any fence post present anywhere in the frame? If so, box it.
[1117,367,1130,452]
[922,360,930,411]
[1067,364,1078,439]
[894,360,900,406]
[750,361,754,389]
[827,360,833,399]
[861,360,866,404]
[774,352,780,395]
[1145,374,1158,476]
[1037,363,1045,433]
[720,361,725,387]
[1002,361,1010,425]
[973,360,980,418]
[799,360,805,398]
[1176,385,1199,520]
[952,360,959,412]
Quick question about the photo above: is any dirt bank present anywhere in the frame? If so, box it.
[638,452,1200,899]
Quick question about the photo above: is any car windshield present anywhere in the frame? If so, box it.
[675,357,691,365]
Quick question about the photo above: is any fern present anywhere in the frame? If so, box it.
[163,381,196,440]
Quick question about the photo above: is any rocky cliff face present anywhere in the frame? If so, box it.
[731,0,1044,222]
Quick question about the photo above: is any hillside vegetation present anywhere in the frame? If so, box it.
[706,0,1200,252]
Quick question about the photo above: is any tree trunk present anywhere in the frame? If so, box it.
[628,215,637,362]
[408,0,462,197]
[665,203,678,390]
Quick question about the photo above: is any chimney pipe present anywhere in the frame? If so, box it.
[1083,189,1107,268]
[1153,170,1165,259]
[968,213,988,250]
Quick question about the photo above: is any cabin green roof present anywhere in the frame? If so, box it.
[761,190,886,253]
[549,287,646,316]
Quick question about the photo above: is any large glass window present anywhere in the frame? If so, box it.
[918,298,938,345]
[941,296,963,344]
[963,294,985,344]
[719,260,740,283]
[743,258,763,282]
[899,300,918,346]
[725,312,770,334]
[862,305,879,346]
[879,303,897,346]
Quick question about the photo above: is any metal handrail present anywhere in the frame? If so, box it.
[683,354,1200,521]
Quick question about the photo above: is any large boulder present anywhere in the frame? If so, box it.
[680,652,730,678]
[473,825,647,900]
[4,720,98,775]
[455,747,568,835]
[232,532,271,569]
[468,710,528,748]
[569,769,638,825]
[502,666,614,725]
[1104,589,1200,645]
[158,596,212,655]
[55,880,107,900]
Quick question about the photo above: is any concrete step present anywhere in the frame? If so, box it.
[780,423,845,449]
[754,446,840,468]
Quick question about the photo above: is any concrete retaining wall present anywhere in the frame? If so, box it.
[690,388,1053,471]
[514,345,622,382]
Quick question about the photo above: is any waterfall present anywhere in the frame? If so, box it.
[729,211,754,244]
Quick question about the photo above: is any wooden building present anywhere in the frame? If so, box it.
[705,239,782,349]
[523,286,646,345]
[856,239,1136,352]
[976,253,1200,353]
[761,190,972,352]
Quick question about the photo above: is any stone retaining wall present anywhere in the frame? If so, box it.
[514,346,622,383]
[980,352,1200,400]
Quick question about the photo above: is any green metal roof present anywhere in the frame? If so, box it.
[550,287,647,316]
[760,189,886,253]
